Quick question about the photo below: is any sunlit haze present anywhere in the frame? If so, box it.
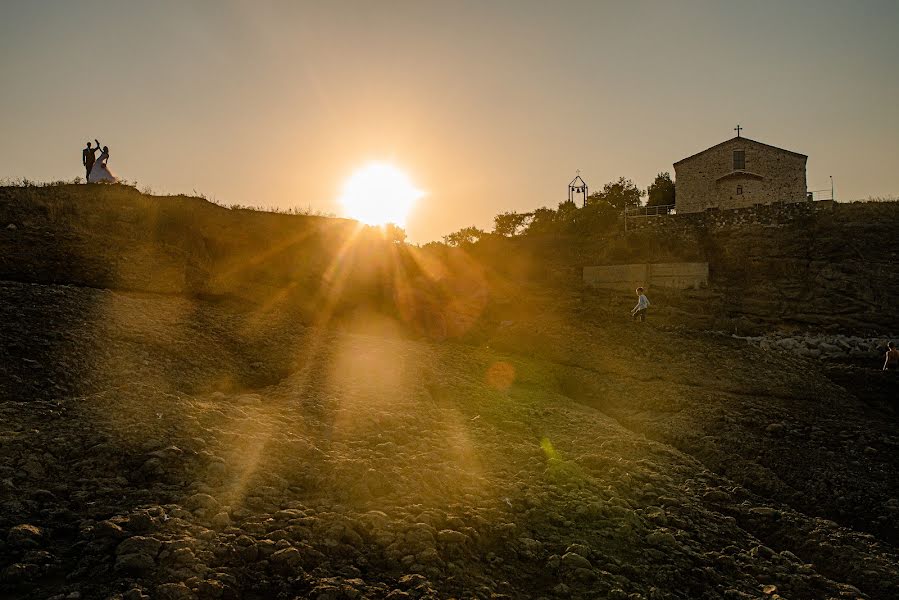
[1,1,898,241]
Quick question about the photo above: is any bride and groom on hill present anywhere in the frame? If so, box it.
[82,139,118,183]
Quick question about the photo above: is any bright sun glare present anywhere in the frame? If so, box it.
[338,162,424,227]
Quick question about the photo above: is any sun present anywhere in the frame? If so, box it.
[338,162,424,227]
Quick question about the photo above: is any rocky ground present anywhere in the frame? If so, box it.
[737,334,892,362]
[1,281,898,600]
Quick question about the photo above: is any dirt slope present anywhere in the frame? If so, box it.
[1,187,897,599]
[2,282,897,600]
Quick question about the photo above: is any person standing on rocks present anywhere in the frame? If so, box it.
[631,287,650,323]
[883,341,899,371]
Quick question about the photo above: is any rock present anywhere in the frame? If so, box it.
[93,520,128,540]
[560,552,592,570]
[1,562,39,582]
[436,529,467,544]
[645,531,677,546]
[565,543,591,557]
[116,536,162,557]
[126,512,154,533]
[115,552,156,575]
[22,458,45,479]
[748,508,780,520]
[186,493,220,512]
[269,547,303,575]
[703,490,731,503]
[517,537,544,559]
[210,512,231,530]
[397,574,428,589]
[140,458,165,477]
[765,423,785,437]
[156,583,196,600]
[7,524,43,549]
[22,549,52,564]
[750,545,776,559]
[6,223,17,230]
[405,523,435,546]
[416,547,442,565]
[172,547,196,565]
[197,580,224,599]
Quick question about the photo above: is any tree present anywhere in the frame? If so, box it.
[589,177,644,210]
[557,199,578,216]
[563,200,619,235]
[442,226,486,247]
[383,223,407,243]
[646,172,675,208]
[493,211,530,237]
[524,206,557,235]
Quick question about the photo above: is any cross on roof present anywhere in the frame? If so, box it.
[734,124,742,137]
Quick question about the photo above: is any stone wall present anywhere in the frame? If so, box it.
[583,262,708,290]
[626,199,899,234]
[674,137,807,213]
[626,199,835,233]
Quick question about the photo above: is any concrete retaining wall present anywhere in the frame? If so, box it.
[583,262,708,290]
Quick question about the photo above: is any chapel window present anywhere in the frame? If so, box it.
[736,185,743,195]
[733,150,745,170]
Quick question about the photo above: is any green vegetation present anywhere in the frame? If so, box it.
[646,172,676,208]
[586,176,644,210]
[442,225,487,247]
[442,176,647,245]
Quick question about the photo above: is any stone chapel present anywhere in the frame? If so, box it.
[673,128,807,213]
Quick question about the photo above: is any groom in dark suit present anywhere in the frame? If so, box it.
[82,139,100,182]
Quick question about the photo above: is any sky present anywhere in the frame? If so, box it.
[1,0,898,242]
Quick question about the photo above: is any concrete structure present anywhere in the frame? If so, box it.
[674,135,807,213]
[583,262,708,290]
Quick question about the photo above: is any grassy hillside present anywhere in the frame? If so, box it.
[0,185,497,341]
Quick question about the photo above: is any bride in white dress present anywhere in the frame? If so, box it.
[88,145,118,183]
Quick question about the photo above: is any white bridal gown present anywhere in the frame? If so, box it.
[88,151,118,183]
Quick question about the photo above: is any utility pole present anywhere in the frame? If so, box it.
[830,175,834,201]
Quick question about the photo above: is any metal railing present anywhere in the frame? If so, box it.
[808,189,834,201]
[623,203,675,232]
[624,203,676,217]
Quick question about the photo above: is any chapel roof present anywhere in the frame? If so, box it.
[673,136,807,167]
